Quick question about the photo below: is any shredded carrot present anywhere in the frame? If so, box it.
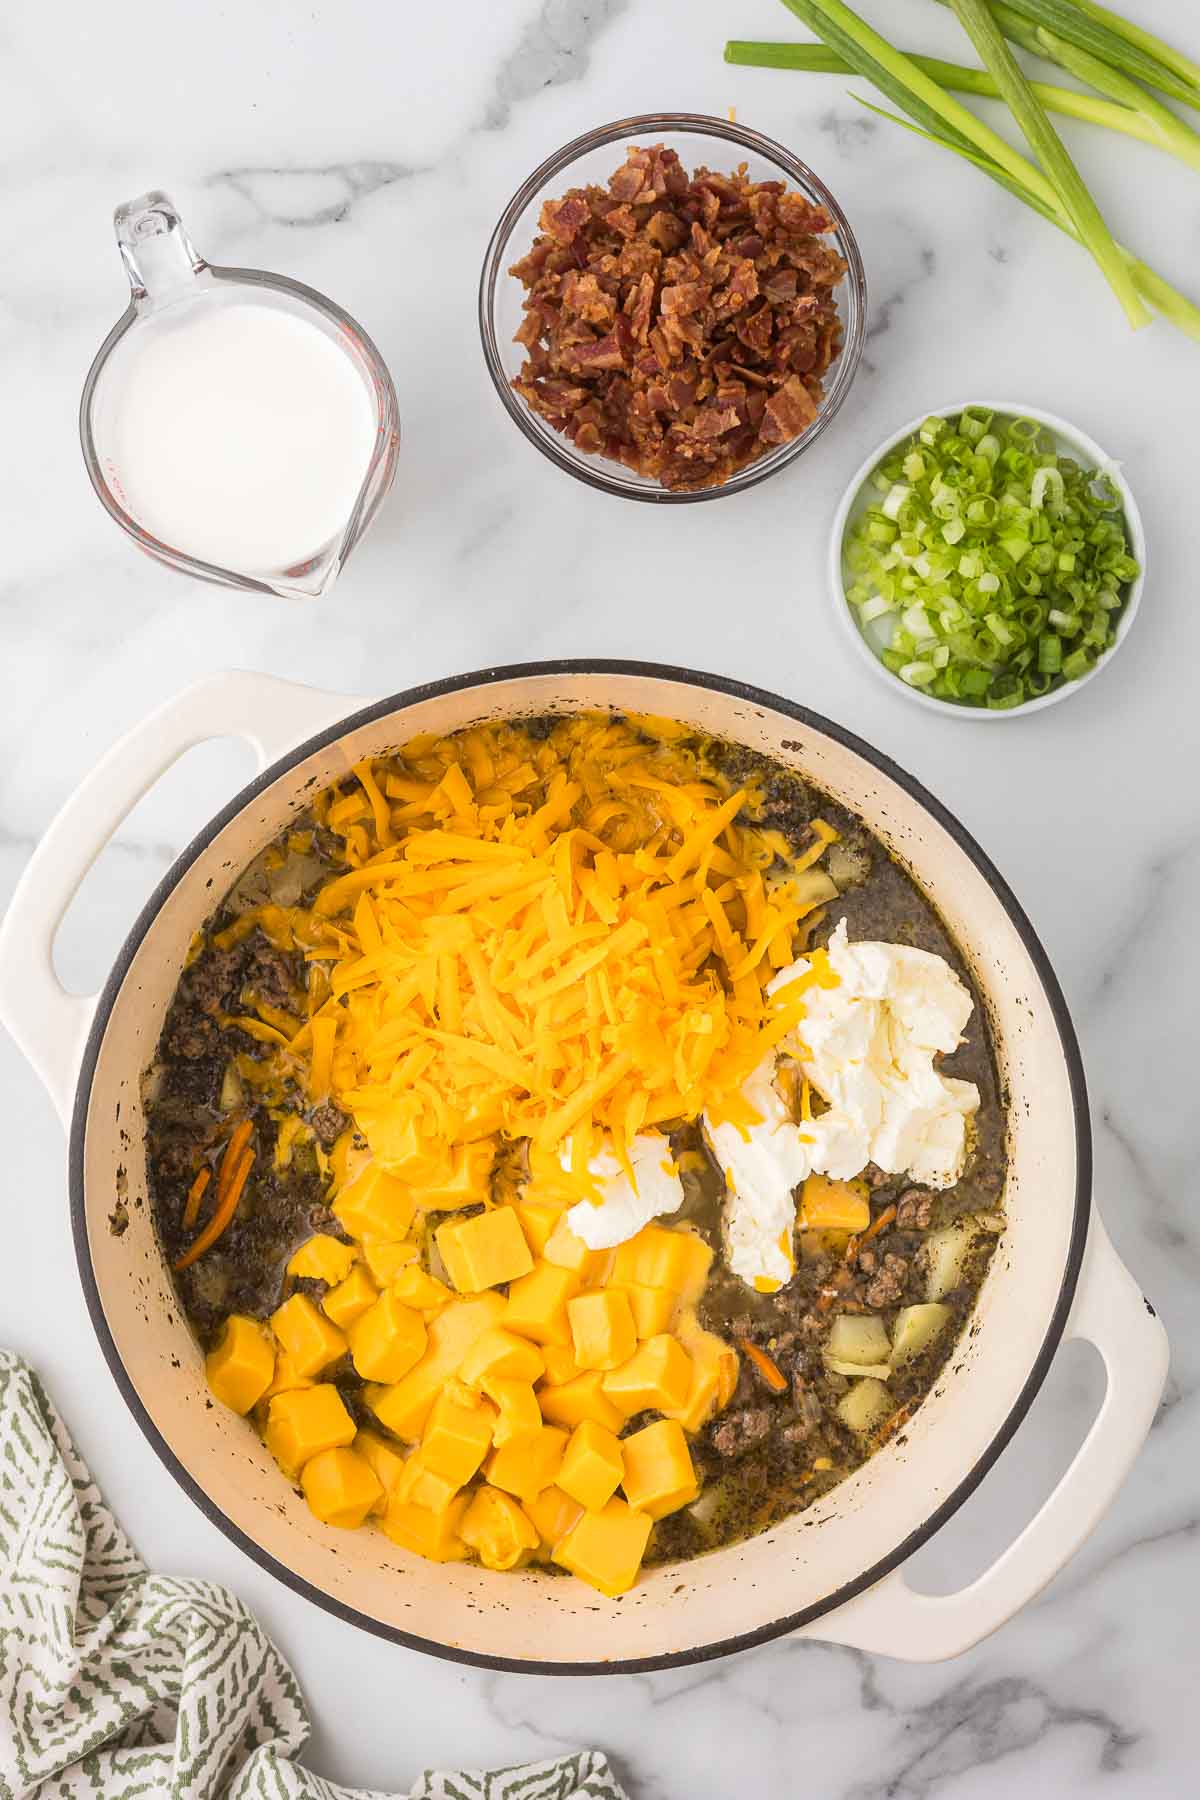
[181,1167,210,1230]
[737,1339,789,1394]
[846,1202,897,1262]
[174,1148,255,1272]
[216,1119,253,1201]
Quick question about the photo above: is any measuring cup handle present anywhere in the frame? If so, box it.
[114,191,208,308]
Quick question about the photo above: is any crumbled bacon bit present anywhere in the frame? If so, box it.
[508,143,846,491]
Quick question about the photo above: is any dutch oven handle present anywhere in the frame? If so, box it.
[798,1208,1168,1661]
[0,670,364,1125]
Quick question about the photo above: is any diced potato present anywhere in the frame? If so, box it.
[554,1497,653,1597]
[322,1264,378,1329]
[205,1315,275,1415]
[602,1334,693,1418]
[799,1174,870,1234]
[824,1358,892,1379]
[365,1293,506,1441]
[557,1419,624,1512]
[348,1291,427,1383]
[270,1294,347,1378]
[482,1376,542,1446]
[619,1283,677,1339]
[301,1446,382,1529]
[486,1425,567,1501]
[333,1164,418,1244]
[790,865,840,907]
[620,1418,698,1520]
[503,1260,580,1345]
[287,1235,356,1286]
[922,1219,983,1301]
[826,1314,891,1368]
[361,1240,419,1286]
[835,1377,893,1438]
[539,1344,581,1387]
[525,1484,583,1555]
[890,1302,953,1366]
[568,1289,638,1372]
[391,1266,453,1314]
[265,1384,356,1477]
[537,1370,627,1435]
[437,1207,533,1293]
[420,1385,497,1485]
[354,1428,407,1508]
[459,1485,539,1571]
[459,1326,547,1389]
[381,1492,469,1561]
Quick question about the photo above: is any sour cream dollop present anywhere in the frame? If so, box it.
[704,920,981,1290]
[564,1134,686,1249]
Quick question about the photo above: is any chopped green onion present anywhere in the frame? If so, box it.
[841,408,1139,709]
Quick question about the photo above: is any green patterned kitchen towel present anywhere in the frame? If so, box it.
[0,1353,627,1800]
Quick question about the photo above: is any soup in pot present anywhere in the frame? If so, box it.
[145,713,1005,1596]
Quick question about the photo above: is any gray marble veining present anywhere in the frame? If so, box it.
[2,0,1198,1793]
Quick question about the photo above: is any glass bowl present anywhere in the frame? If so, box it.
[478,113,868,504]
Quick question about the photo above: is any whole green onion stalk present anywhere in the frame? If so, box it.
[747,0,1200,340]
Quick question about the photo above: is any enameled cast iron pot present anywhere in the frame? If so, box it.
[0,662,1168,1672]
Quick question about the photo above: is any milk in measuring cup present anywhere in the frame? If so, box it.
[107,302,378,575]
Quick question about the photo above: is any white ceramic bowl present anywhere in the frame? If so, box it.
[829,401,1146,720]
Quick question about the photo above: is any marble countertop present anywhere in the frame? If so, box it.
[3,0,1198,1792]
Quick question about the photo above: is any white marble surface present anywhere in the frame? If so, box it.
[2,0,1198,1792]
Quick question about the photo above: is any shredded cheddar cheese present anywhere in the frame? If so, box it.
[226,717,839,1206]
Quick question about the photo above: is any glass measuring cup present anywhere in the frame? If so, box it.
[80,192,400,600]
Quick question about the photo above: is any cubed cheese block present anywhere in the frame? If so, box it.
[436,1207,533,1294]
[301,1446,383,1529]
[259,1350,314,1404]
[348,1291,427,1383]
[459,1485,539,1571]
[537,1371,626,1435]
[620,1418,698,1519]
[543,1218,599,1278]
[667,1311,741,1433]
[557,1419,624,1512]
[391,1266,453,1313]
[361,1240,419,1286]
[394,1452,462,1515]
[568,1289,637,1372]
[554,1497,653,1598]
[612,1225,712,1299]
[799,1173,870,1233]
[354,1429,407,1509]
[381,1492,470,1561]
[364,1293,506,1442]
[418,1140,496,1209]
[265,1384,355,1477]
[287,1235,356,1286]
[459,1326,546,1389]
[539,1344,581,1387]
[621,1284,677,1339]
[420,1386,497,1485]
[503,1260,580,1345]
[206,1315,275,1414]
[524,1484,583,1554]
[333,1163,418,1244]
[322,1264,378,1329]
[270,1294,348,1377]
[515,1198,562,1258]
[602,1334,693,1418]
[481,1376,542,1446]
[486,1425,567,1501]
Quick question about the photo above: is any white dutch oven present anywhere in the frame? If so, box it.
[0,662,1168,1672]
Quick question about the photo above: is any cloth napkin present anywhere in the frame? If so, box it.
[0,1353,627,1800]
